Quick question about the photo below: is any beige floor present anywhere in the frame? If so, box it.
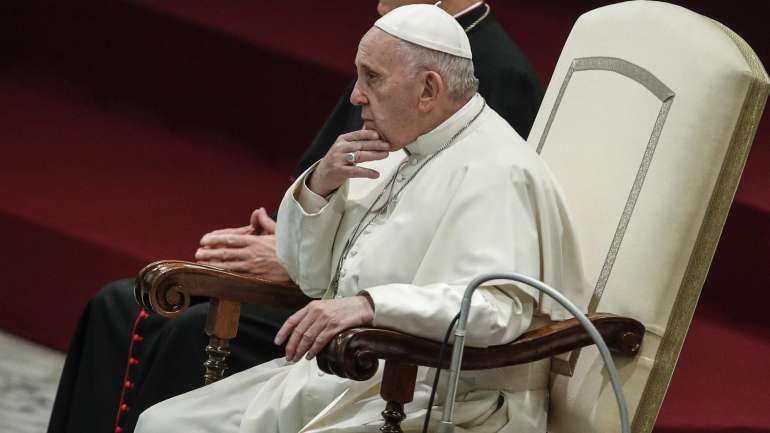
[0,331,64,433]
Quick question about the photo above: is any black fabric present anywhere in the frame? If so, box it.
[47,279,291,433]
[292,8,543,178]
[48,9,543,433]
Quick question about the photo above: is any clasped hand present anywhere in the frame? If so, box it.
[308,129,390,196]
[195,208,290,282]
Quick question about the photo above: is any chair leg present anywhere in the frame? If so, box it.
[379,361,418,433]
[203,298,241,385]
[204,336,231,384]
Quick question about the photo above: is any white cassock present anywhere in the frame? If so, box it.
[135,94,588,433]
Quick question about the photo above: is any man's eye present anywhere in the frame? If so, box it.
[367,72,379,81]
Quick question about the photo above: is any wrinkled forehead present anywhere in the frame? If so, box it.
[355,27,403,71]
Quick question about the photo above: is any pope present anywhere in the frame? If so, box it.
[135,5,586,433]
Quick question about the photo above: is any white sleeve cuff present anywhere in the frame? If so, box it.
[296,177,330,214]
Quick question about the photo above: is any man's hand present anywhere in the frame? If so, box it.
[308,130,390,196]
[250,207,276,235]
[195,208,290,282]
[274,296,374,362]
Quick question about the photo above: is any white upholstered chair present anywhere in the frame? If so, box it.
[528,2,769,432]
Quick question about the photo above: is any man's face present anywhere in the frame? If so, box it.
[377,0,433,16]
[350,28,421,149]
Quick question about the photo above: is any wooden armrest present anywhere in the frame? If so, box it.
[317,313,644,380]
[135,260,311,318]
[134,260,644,389]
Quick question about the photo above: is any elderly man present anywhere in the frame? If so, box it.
[48,2,544,433]
[134,6,583,433]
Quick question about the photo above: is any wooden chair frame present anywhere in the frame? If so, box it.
[136,260,644,433]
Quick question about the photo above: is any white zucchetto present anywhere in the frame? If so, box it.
[374,4,472,59]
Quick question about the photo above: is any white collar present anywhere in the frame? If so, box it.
[405,93,484,156]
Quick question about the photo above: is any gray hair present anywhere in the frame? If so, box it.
[394,38,479,101]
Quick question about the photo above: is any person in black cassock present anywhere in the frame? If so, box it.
[47,2,543,433]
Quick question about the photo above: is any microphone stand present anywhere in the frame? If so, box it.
[436,272,631,433]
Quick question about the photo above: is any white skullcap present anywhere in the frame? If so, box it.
[374,4,472,59]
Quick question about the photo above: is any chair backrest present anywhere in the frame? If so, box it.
[525,2,769,432]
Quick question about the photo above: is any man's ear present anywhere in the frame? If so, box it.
[418,71,444,112]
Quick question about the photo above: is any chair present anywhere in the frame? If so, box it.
[136,2,768,432]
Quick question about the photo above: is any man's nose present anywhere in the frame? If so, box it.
[350,81,367,106]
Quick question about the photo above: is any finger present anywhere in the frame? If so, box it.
[305,328,337,360]
[254,209,277,235]
[338,139,391,153]
[341,166,381,179]
[347,150,389,164]
[200,233,255,248]
[195,247,233,262]
[275,307,308,346]
[284,311,317,361]
[199,226,253,246]
[339,129,379,142]
[249,208,265,228]
[292,320,326,362]
[201,225,254,240]
[195,247,245,262]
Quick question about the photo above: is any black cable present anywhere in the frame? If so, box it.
[422,312,460,433]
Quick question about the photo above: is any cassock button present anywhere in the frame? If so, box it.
[129,357,140,366]
[138,309,149,320]
[132,334,144,342]
[115,427,124,433]
[120,404,129,412]
[124,380,134,390]
[350,250,358,257]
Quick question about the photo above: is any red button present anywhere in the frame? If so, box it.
[138,310,149,320]
[120,404,129,412]
[129,357,140,366]
[124,380,134,390]
[132,334,144,342]
[115,427,123,433]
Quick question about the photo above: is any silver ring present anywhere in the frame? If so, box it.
[345,152,357,164]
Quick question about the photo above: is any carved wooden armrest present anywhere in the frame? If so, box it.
[316,313,644,380]
[316,313,643,432]
[135,260,311,383]
[135,260,310,316]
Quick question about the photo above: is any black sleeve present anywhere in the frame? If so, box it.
[477,62,543,139]
[469,17,544,140]
[292,81,363,178]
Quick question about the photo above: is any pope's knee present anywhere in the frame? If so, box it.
[170,302,209,332]
[159,302,210,357]
[85,278,139,327]
[91,278,135,310]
